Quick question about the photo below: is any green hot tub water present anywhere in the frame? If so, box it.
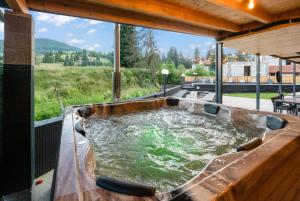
[84,108,258,191]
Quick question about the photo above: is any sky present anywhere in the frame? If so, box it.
[0,10,217,58]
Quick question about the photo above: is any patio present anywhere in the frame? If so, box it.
[223,95,273,112]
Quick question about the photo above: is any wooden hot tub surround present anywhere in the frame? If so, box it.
[51,98,300,201]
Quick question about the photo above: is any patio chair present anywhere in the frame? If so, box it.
[294,104,300,116]
[270,95,295,114]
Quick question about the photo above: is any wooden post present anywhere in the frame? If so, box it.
[1,11,34,195]
[113,23,121,101]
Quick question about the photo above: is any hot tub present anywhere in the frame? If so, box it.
[51,98,300,201]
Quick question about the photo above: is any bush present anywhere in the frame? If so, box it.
[157,62,185,85]
[185,65,215,77]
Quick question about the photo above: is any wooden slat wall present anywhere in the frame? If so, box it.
[34,116,63,177]
[185,75,300,84]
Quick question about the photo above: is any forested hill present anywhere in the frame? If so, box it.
[0,38,81,53]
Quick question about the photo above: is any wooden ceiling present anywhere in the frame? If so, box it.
[3,0,300,62]
[222,23,300,63]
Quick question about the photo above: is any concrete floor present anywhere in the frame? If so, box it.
[181,91,275,113]
[2,189,31,201]
[32,170,53,201]
[223,96,274,112]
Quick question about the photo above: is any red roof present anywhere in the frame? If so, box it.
[269,65,300,74]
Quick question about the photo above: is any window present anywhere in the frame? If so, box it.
[244,66,251,76]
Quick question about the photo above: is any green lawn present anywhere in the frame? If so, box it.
[224,93,288,100]
[35,64,160,121]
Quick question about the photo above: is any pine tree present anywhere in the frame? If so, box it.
[95,54,101,66]
[206,47,216,71]
[81,50,89,66]
[55,52,61,63]
[167,47,179,67]
[120,25,140,68]
[194,47,200,64]
[64,54,70,66]
[69,54,74,66]
[178,52,192,69]
[74,53,80,61]
[140,28,159,85]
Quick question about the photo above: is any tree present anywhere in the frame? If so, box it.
[193,47,200,64]
[140,28,159,85]
[167,47,179,67]
[81,50,89,66]
[235,51,252,61]
[106,51,114,65]
[120,25,140,68]
[0,9,3,23]
[206,47,216,71]
[64,54,70,66]
[55,52,62,63]
[43,52,55,63]
[74,52,80,61]
[178,52,192,69]
[69,54,74,66]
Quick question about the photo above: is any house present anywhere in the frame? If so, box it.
[269,65,300,76]
[223,56,292,77]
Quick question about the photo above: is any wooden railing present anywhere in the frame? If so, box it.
[185,75,300,84]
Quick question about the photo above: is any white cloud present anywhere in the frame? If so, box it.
[74,19,103,28]
[68,38,85,45]
[85,43,100,51]
[38,27,48,33]
[87,29,97,34]
[0,23,3,32]
[36,13,76,26]
[86,19,102,25]
[205,41,212,46]
[189,44,202,50]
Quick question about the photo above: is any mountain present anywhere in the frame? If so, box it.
[0,38,81,53]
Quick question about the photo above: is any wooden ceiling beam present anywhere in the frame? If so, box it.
[273,8,300,21]
[283,56,300,59]
[27,0,221,37]
[238,8,300,31]
[206,0,273,24]
[81,0,241,32]
[5,0,29,13]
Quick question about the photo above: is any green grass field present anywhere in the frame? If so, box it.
[35,64,160,121]
[224,93,288,99]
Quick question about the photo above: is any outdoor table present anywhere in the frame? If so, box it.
[281,97,300,105]
[275,97,300,116]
